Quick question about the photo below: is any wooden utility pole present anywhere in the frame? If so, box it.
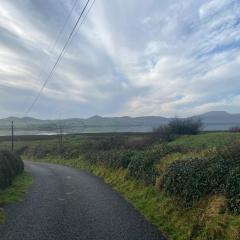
[58,118,64,153]
[11,120,14,152]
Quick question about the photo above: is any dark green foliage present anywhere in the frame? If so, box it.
[148,144,176,159]
[226,168,240,214]
[124,137,156,150]
[168,118,202,135]
[128,151,158,184]
[107,150,134,169]
[162,157,225,206]
[82,136,125,151]
[153,125,173,142]
[0,151,24,189]
[84,144,174,185]
[60,147,81,159]
[163,142,240,210]
[85,150,134,169]
[85,143,175,185]
[30,145,50,158]
[153,118,202,142]
[16,146,29,155]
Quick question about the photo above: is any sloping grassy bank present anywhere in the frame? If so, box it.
[29,156,240,240]
[0,171,32,223]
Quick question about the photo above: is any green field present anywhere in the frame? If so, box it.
[1,131,240,239]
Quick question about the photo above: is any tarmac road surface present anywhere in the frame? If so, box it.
[0,161,166,240]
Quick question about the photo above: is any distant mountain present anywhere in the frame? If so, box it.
[0,111,240,135]
[196,111,240,123]
[193,111,240,130]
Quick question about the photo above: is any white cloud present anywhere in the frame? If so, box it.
[0,0,239,118]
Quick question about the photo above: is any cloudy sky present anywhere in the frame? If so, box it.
[0,0,240,119]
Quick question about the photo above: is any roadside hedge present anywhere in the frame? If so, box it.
[162,157,223,206]
[85,150,134,169]
[226,167,240,214]
[128,151,158,184]
[0,151,24,189]
[162,142,240,210]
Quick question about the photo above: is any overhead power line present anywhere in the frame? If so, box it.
[32,0,81,91]
[25,0,93,115]
[22,0,81,130]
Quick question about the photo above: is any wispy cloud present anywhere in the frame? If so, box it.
[0,0,239,118]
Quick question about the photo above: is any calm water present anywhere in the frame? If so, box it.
[0,123,236,136]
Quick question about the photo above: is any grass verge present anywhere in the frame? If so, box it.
[0,171,33,223]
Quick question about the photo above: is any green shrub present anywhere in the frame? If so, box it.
[0,151,24,189]
[84,143,175,185]
[149,144,176,159]
[152,125,173,142]
[226,167,240,214]
[84,150,134,169]
[163,158,209,206]
[124,136,156,150]
[128,151,158,184]
[162,142,240,210]
[106,150,134,169]
[32,146,50,158]
[162,156,231,207]
[153,118,202,141]
[82,136,125,152]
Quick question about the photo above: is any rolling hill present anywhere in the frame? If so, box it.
[0,111,240,135]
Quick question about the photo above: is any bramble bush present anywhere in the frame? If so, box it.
[0,151,24,189]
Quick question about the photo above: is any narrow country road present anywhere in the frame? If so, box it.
[0,161,166,240]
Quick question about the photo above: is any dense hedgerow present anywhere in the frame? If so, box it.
[162,142,240,210]
[84,150,134,169]
[83,144,175,184]
[148,144,177,158]
[0,151,24,189]
[127,144,175,184]
[226,167,240,214]
[128,151,158,184]
[162,157,225,206]
[80,136,126,152]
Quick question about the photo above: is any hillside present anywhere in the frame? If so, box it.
[0,111,240,135]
